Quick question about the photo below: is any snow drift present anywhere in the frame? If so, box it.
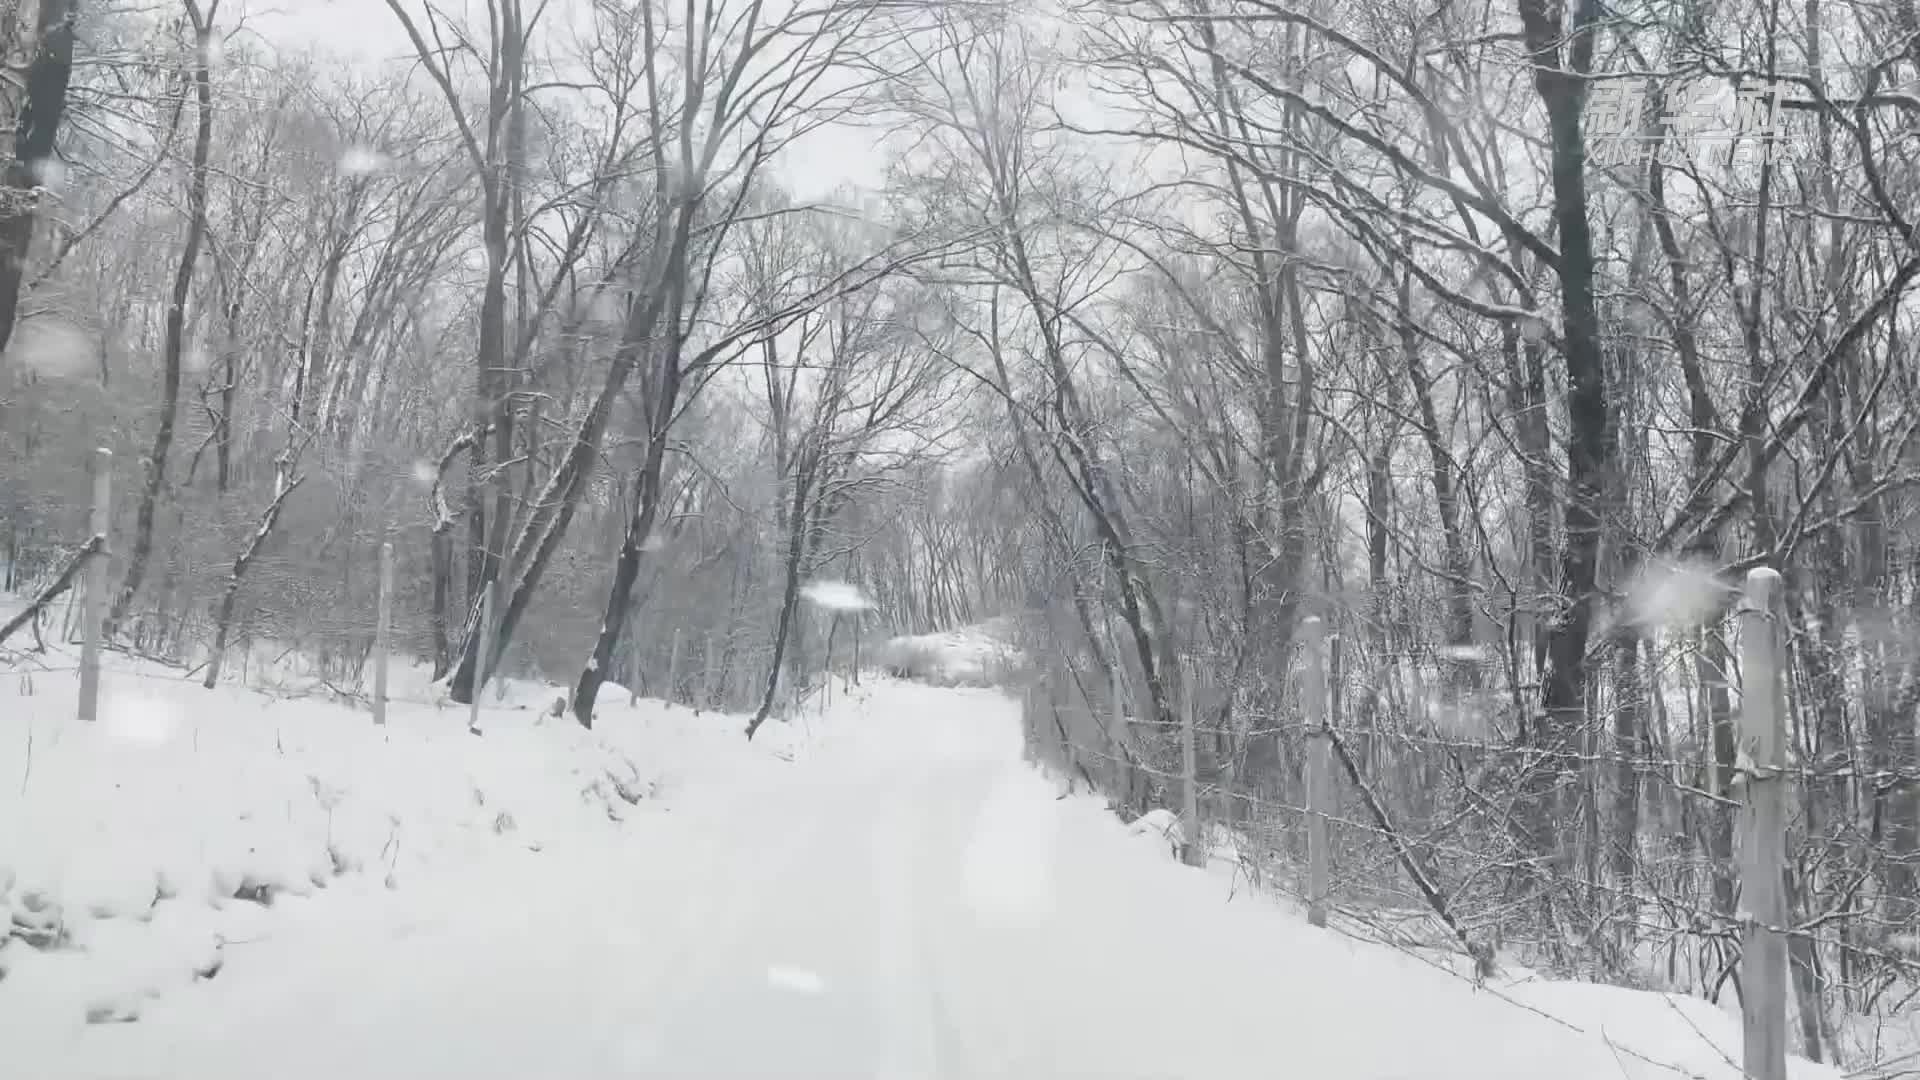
[0,642,829,1039]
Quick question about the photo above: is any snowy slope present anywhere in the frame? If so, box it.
[2,645,1836,1079]
[0,642,830,1042]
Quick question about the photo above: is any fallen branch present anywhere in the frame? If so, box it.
[0,535,101,647]
[1326,723,1496,978]
[202,474,306,688]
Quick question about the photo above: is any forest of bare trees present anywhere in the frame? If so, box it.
[2,0,1918,1067]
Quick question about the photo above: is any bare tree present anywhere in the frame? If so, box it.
[107,0,216,643]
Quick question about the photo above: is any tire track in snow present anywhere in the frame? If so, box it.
[593,768,847,1072]
[869,769,939,1080]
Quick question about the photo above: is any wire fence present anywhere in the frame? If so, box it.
[1017,574,1920,1079]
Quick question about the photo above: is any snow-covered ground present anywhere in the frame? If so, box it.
[2,640,1836,1078]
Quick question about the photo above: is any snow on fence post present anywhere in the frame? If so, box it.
[373,540,394,725]
[1303,615,1332,928]
[77,447,111,724]
[468,579,495,733]
[1737,567,1787,1080]
[1179,657,1203,867]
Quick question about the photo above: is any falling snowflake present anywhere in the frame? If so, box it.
[801,580,872,612]
[28,157,66,190]
[587,289,627,325]
[100,694,182,745]
[765,966,827,994]
[14,317,93,378]
[338,145,390,177]
[411,460,438,489]
[1626,557,1729,631]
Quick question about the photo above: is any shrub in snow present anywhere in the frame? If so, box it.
[1127,808,1185,860]
[9,889,68,949]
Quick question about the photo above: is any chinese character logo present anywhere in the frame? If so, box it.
[1587,77,1790,169]
[1586,81,1649,168]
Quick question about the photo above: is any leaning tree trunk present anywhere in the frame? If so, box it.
[201,477,303,688]
[426,426,480,678]
[746,455,819,740]
[572,432,673,728]
[0,534,97,646]
[110,11,214,639]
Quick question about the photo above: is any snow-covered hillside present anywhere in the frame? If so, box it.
[1,642,1836,1079]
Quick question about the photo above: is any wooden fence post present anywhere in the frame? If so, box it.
[667,626,682,706]
[1043,658,1064,773]
[1180,657,1203,867]
[1303,615,1332,927]
[373,540,393,725]
[1738,567,1787,1080]
[77,447,111,723]
[1108,660,1129,804]
[468,580,494,732]
[1020,678,1037,764]
[703,630,719,709]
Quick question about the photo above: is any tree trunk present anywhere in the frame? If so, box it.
[1516,0,1613,876]
[429,526,454,678]
[1399,273,1475,671]
[0,0,75,358]
[109,9,214,638]
[747,457,817,739]
[1610,624,1644,944]
[427,426,479,679]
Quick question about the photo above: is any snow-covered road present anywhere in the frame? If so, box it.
[20,681,1832,1080]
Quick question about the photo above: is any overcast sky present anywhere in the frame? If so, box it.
[230,0,890,202]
